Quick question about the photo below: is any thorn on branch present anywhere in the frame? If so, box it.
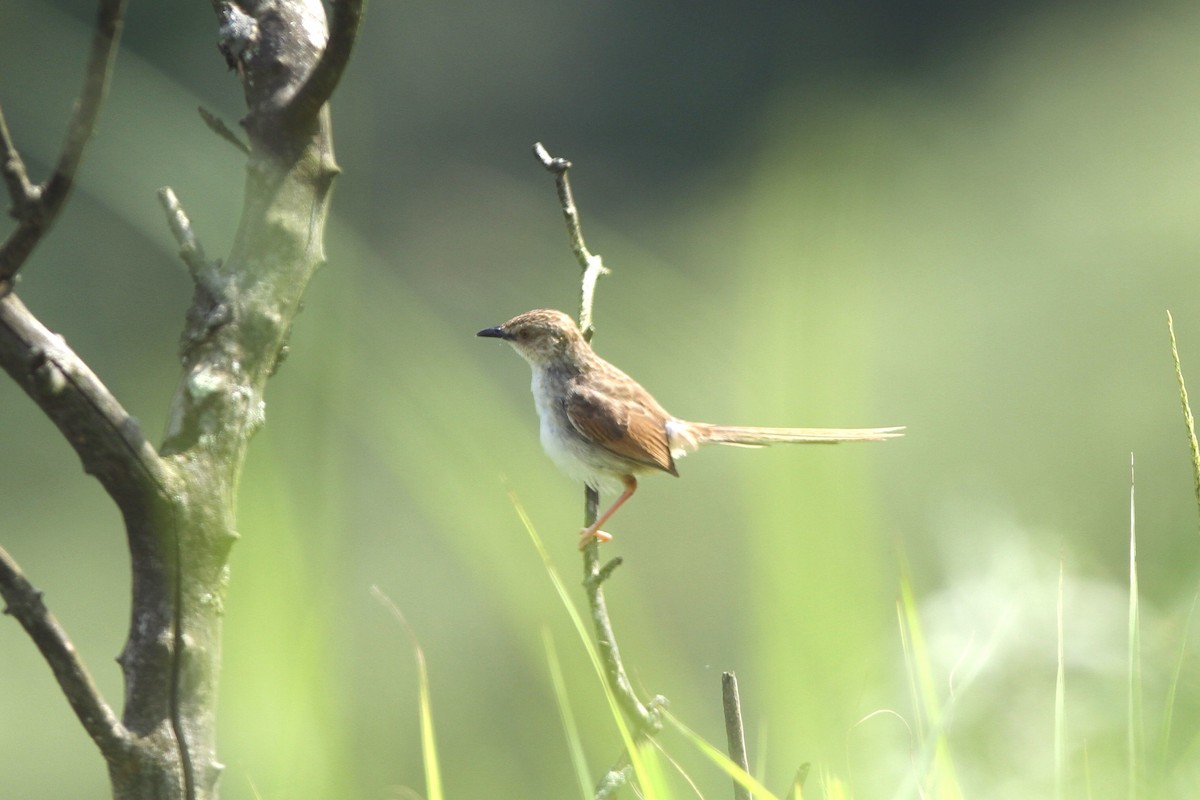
[30,346,70,395]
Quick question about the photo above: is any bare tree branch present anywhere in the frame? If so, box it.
[0,0,126,291]
[0,546,130,760]
[1,1,363,795]
[0,293,173,507]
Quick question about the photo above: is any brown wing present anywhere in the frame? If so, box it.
[564,383,678,476]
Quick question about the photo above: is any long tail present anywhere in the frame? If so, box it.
[668,420,903,454]
[696,424,903,445]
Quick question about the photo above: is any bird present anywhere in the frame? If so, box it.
[478,309,902,548]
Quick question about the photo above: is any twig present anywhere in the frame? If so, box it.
[0,0,126,291]
[0,545,129,759]
[197,107,250,155]
[0,107,36,206]
[583,542,662,733]
[536,143,662,735]
[722,671,752,800]
[157,187,218,288]
[283,0,367,127]
[0,293,172,507]
[533,142,609,342]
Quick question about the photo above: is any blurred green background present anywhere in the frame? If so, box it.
[2,0,1200,797]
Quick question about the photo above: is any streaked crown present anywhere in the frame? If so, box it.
[476,309,588,367]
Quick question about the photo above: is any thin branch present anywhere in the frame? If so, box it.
[533,142,609,342]
[282,0,367,127]
[536,143,662,735]
[158,187,217,287]
[197,107,250,156]
[0,0,126,290]
[0,106,37,206]
[583,540,662,734]
[0,293,173,509]
[0,545,129,759]
[722,671,752,800]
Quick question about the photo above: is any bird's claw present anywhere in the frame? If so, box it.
[578,527,613,550]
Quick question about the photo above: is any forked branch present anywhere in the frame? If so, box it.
[0,293,172,515]
[0,1,364,798]
[0,0,126,291]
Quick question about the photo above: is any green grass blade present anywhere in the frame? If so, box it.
[897,561,964,800]
[542,628,594,800]
[1127,455,1143,800]
[895,598,924,748]
[1055,554,1067,800]
[1083,741,1094,800]
[1156,591,1198,781]
[417,649,444,800]
[635,739,677,800]
[1167,311,1200,529]
[819,769,849,800]
[371,587,444,800]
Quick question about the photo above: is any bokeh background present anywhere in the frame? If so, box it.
[3,0,1200,797]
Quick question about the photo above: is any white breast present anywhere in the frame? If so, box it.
[530,369,626,494]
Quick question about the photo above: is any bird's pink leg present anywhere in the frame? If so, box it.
[578,475,638,549]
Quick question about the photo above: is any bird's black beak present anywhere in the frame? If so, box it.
[476,325,512,341]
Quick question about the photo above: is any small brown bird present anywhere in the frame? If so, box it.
[478,309,902,548]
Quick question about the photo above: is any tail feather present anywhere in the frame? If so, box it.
[666,420,902,456]
[699,424,903,445]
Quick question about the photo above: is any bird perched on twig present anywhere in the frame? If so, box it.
[478,309,902,548]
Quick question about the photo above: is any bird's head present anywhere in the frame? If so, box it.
[477,309,589,369]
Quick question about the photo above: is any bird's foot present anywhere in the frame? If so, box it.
[578,526,613,550]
